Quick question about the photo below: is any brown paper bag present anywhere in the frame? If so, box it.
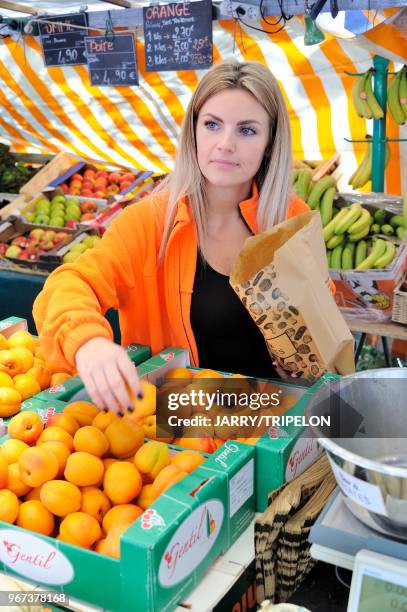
[230,211,355,381]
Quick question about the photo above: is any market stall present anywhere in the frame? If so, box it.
[0,0,406,611]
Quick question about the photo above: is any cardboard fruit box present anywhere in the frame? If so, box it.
[0,440,254,612]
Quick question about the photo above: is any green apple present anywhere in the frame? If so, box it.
[49,218,65,227]
[35,215,50,225]
[26,212,35,223]
[63,251,81,264]
[83,236,97,248]
[67,197,80,207]
[51,195,66,205]
[69,243,87,254]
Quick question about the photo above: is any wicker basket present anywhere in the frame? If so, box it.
[392,274,407,325]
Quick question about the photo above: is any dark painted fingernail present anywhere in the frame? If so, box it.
[127,406,134,413]
[103,407,109,413]
[118,410,124,417]
[137,392,144,400]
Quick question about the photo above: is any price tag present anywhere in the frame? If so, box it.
[85,35,138,87]
[143,0,212,72]
[328,458,388,516]
[39,13,88,67]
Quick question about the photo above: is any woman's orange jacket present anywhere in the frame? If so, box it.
[33,186,310,371]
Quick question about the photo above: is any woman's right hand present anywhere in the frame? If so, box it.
[75,337,143,416]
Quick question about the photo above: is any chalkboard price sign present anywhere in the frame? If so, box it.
[143,0,212,72]
[39,13,88,67]
[85,35,139,87]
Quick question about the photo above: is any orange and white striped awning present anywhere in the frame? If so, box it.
[0,8,405,194]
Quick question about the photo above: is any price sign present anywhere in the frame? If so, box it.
[39,13,88,67]
[143,0,212,72]
[85,35,138,87]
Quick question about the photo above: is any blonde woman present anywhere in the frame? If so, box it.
[33,59,309,415]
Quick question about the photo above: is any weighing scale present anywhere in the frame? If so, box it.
[309,489,407,612]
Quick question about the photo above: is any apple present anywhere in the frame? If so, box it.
[106,184,120,195]
[80,200,97,214]
[0,242,8,255]
[60,183,69,194]
[5,245,22,258]
[65,220,78,229]
[94,190,106,199]
[53,232,70,244]
[69,243,87,254]
[80,189,94,197]
[69,180,83,190]
[12,237,29,248]
[67,197,80,207]
[72,173,83,182]
[83,235,98,248]
[43,230,56,242]
[40,240,55,251]
[63,251,81,264]
[52,195,66,205]
[29,229,45,240]
[81,213,96,222]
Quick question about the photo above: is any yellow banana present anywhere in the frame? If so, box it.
[400,67,407,120]
[319,186,336,227]
[364,70,384,119]
[335,204,363,235]
[307,176,337,210]
[387,70,405,125]
[352,72,372,119]
[294,169,313,201]
[356,238,386,270]
[373,241,397,269]
[351,140,372,190]
[323,207,349,242]
[347,208,372,234]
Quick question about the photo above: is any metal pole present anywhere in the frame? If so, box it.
[371,55,389,193]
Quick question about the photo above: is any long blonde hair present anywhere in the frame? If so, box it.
[156,59,292,260]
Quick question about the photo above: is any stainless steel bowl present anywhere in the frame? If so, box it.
[306,368,407,540]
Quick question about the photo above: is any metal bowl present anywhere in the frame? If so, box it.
[306,368,407,540]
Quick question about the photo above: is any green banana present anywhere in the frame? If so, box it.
[342,242,356,270]
[320,186,336,227]
[389,215,406,228]
[364,70,384,119]
[348,225,370,242]
[327,234,345,249]
[347,207,371,234]
[374,209,386,224]
[356,238,387,270]
[387,70,405,125]
[331,244,344,269]
[323,208,349,242]
[292,169,301,184]
[326,250,332,267]
[396,226,406,240]
[373,241,397,269]
[371,223,381,233]
[334,204,362,235]
[332,207,339,217]
[355,240,367,267]
[307,176,337,210]
[295,169,313,201]
[381,224,394,236]
[400,67,407,119]
[351,71,373,119]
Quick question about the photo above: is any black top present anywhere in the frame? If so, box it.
[190,252,279,379]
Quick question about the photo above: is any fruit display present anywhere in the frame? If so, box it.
[387,65,407,126]
[348,137,390,191]
[0,143,43,195]
[62,233,101,264]
[59,167,138,198]
[0,329,72,417]
[0,405,205,559]
[324,203,406,271]
[293,170,338,212]
[351,69,385,120]
[0,228,71,263]
[24,193,102,228]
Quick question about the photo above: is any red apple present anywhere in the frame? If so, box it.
[94,190,106,199]
[65,220,78,229]
[80,200,97,214]
[29,229,45,240]
[106,184,120,195]
[81,213,96,221]
[80,189,94,197]
[53,232,70,244]
[72,173,84,182]
[0,242,8,255]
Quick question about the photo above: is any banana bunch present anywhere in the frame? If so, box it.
[328,236,397,271]
[352,69,384,120]
[369,208,407,240]
[293,170,337,225]
[387,65,407,125]
[348,138,390,191]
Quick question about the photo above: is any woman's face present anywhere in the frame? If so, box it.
[195,88,270,191]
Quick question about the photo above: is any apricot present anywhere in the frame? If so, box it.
[73,426,109,457]
[17,500,54,536]
[142,414,156,439]
[98,523,132,559]
[40,441,71,477]
[103,458,117,470]
[171,450,205,473]
[151,464,188,497]
[0,387,22,417]
[94,538,106,553]
[46,413,80,437]
[7,463,31,497]
[25,364,52,390]
[102,503,143,533]
[134,441,170,480]
[7,330,35,353]
[166,367,193,381]
[0,334,8,350]
[63,401,99,426]
[8,410,43,443]
[64,452,104,487]
[0,452,8,490]
[103,462,142,504]
[193,369,224,379]
[1,439,29,464]
[0,489,20,523]
[0,371,13,387]
[13,374,41,400]
[10,347,34,373]
[92,410,117,432]
[50,372,71,386]
[105,417,144,459]
[172,437,217,454]
[80,486,111,523]
[136,484,158,510]
[37,426,73,450]
[128,380,156,421]
[25,486,42,501]
[59,512,101,549]
[18,446,59,487]
[40,480,81,516]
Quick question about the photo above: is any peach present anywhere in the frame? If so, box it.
[8,411,43,443]
[0,439,29,464]
[0,371,14,387]
[59,512,101,549]
[134,441,170,480]
[172,437,217,454]
[73,426,109,457]
[38,426,73,450]
[25,486,42,501]
[17,500,54,536]
[105,417,144,459]
[9,347,34,373]
[40,441,71,477]
[63,401,99,426]
[64,452,104,486]
[7,330,35,353]
[0,387,22,418]
[0,489,20,523]
[102,503,143,533]
[171,450,205,473]
[98,523,131,559]
[0,451,8,488]
[92,410,117,432]
[128,380,156,422]
[103,462,142,504]
[80,486,111,523]
[40,480,81,516]
[7,463,31,497]
[25,364,52,390]
[46,413,80,437]
[13,374,41,400]
[136,484,158,510]
[18,446,59,487]
[151,464,188,497]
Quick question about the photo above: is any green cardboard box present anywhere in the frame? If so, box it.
[0,316,28,337]
[0,441,254,612]
[1,397,67,433]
